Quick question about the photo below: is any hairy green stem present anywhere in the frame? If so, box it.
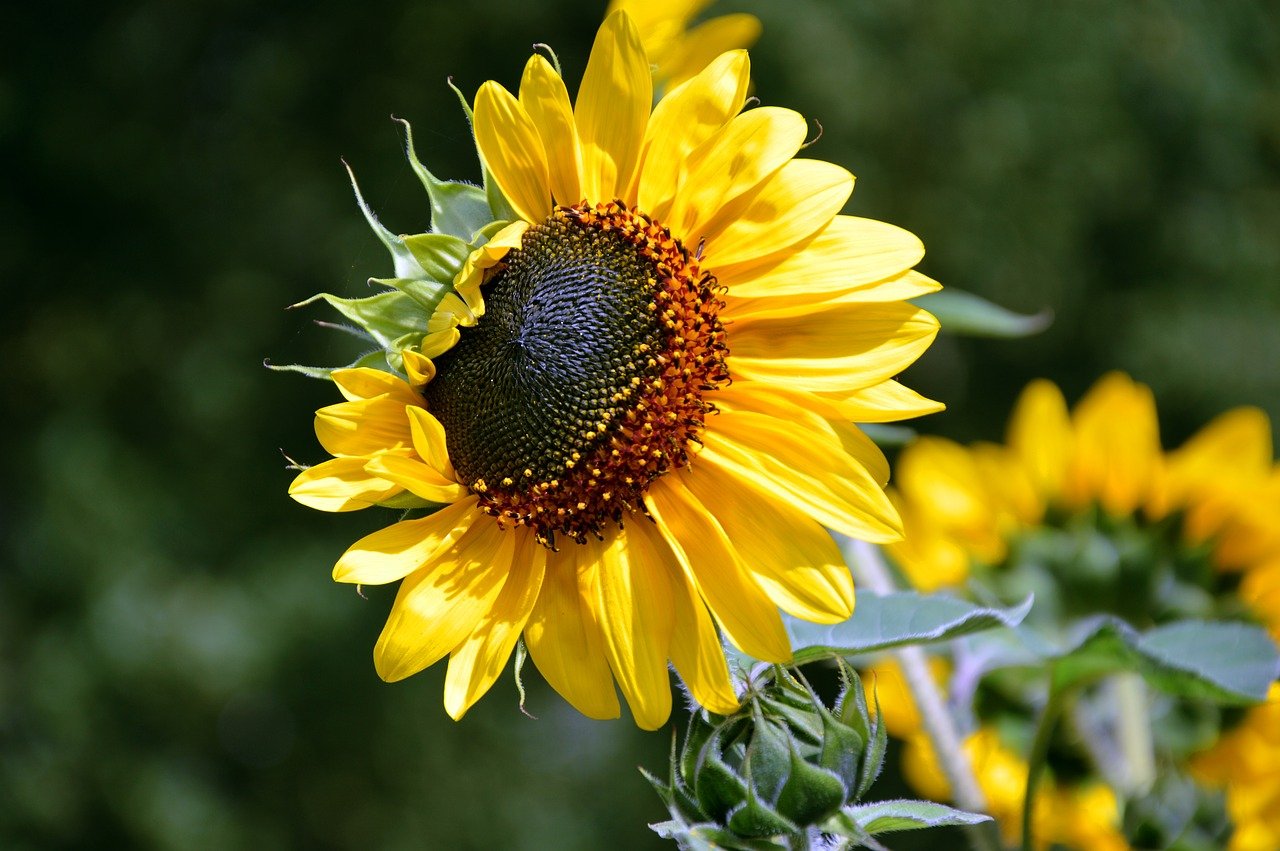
[847,540,1005,851]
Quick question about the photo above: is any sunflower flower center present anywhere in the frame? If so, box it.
[425,201,729,546]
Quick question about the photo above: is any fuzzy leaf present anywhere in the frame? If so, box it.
[845,799,994,834]
[263,348,388,381]
[1050,617,1278,704]
[785,592,1034,665]
[912,287,1052,338]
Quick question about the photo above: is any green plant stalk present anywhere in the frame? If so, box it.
[847,541,1005,851]
[1113,672,1155,795]
[1020,684,1068,851]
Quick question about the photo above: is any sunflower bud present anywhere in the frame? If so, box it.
[647,666,889,847]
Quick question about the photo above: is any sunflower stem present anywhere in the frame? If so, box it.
[847,540,1004,851]
[1021,685,1068,851]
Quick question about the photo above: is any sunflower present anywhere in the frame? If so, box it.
[288,12,940,729]
[866,659,1128,851]
[886,372,1280,848]
[606,0,761,92]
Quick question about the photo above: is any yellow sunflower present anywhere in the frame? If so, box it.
[887,372,1280,848]
[289,12,941,729]
[607,0,761,92]
[867,659,1129,851]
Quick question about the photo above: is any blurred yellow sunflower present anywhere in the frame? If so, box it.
[607,0,761,91]
[289,12,940,729]
[867,659,1129,851]
[887,372,1280,848]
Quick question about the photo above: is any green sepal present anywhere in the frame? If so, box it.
[694,724,751,824]
[394,117,494,240]
[470,218,513,246]
[857,686,889,801]
[401,232,474,284]
[681,712,718,793]
[262,348,388,381]
[724,793,798,839]
[650,820,788,851]
[291,291,428,350]
[368,276,452,315]
[911,287,1052,338]
[343,161,429,281]
[744,711,792,804]
[816,708,863,796]
[757,695,822,746]
[773,739,847,826]
[842,799,994,834]
[447,77,519,223]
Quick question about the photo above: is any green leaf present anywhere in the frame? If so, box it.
[844,799,994,834]
[649,821,788,851]
[292,290,428,349]
[394,117,494,240]
[911,287,1052,338]
[785,592,1034,665]
[1050,617,1278,704]
[446,78,519,222]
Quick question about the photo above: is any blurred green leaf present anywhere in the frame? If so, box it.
[911,288,1052,338]
[1050,618,1278,704]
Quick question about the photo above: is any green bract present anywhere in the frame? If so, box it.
[646,666,989,850]
[268,105,508,379]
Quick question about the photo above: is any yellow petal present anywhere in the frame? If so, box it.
[575,11,652,203]
[405,406,457,482]
[684,463,854,624]
[699,159,853,268]
[288,456,402,513]
[661,15,763,90]
[727,302,939,395]
[524,547,621,720]
[456,220,529,309]
[701,409,903,542]
[400,349,436,388]
[668,106,808,238]
[314,395,414,457]
[1166,407,1272,496]
[718,215,925,299]
[645,474,791,661]
[519,54,582,205]
[1065,372,1162,516]
[1006,379,1072,503]
[820,379,946,423]
[474,81,551,223]
[587,522,676,730]
[726,271,942,322]
[364,454,468,503]
[421,327,461,359]
[332,368,420,405]
[444,530,547,720]
[667,561,740,715]
[332,496,481,584]
[374,518,515,682]
[634,49,750,218]
[715,381,890,484]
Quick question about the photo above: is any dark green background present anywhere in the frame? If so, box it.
[4,1,1278,848]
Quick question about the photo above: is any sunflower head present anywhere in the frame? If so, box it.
[286,9,940,730]
[424,201,728,546]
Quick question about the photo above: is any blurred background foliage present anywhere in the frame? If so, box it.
[3,0,1277,848]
